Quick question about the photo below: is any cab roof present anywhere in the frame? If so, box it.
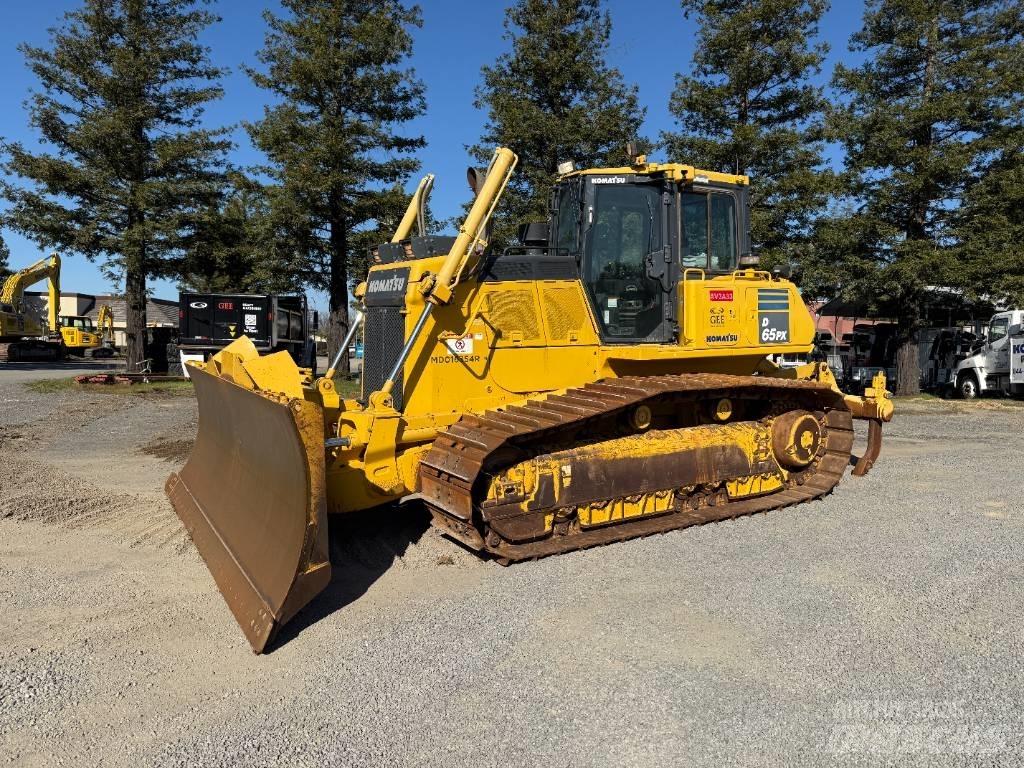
[558,159,749,187]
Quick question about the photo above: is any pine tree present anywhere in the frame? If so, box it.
[180,173,302,294]
[0,0,230,368]
[663,0,832,267]
[247,0,426,365]
[818,0,1024,395]
[956,143,1024,307]
[472,0,646,243]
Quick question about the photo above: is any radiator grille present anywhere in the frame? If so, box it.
[362,305,405,409]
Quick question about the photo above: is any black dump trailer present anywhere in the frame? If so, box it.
[177,293,316,372]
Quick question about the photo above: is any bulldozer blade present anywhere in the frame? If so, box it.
[166,363,331,653]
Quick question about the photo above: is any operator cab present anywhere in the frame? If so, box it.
[59,315,96,331]
[550,160,751,344]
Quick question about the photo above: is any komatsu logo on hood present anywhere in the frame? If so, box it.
[367,275,406,293]
[590,176,626,184]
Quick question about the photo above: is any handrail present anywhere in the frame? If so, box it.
[682,267,706,282]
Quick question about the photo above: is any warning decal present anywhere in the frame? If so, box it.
[444,336,474,356]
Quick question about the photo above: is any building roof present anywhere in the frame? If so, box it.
[25,291,178,327]
[83,295,178,327]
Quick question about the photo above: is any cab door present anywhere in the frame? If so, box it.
[985,313,1011,374]
[580,178,675,343]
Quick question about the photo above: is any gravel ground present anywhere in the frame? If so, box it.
[1,376,1022,767]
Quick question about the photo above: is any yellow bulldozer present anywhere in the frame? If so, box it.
[168,147,894,653]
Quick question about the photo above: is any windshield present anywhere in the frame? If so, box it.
[990,316,1009,343]
[583,182,664,340]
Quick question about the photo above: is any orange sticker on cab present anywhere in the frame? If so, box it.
[709,290,734,301]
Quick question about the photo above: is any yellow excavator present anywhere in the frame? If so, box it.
[0,253,63,362]
[167,147,894,653]
[1,252,115,360]
[59,304,115,357]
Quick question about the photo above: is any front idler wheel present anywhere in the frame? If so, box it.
[771,410,822,470]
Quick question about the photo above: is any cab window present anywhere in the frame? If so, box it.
[681,191,738,271]
[556,184,581,254]
[989,316,1009,343]
[60,316,93,330]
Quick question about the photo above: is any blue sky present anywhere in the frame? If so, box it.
[0,0,866,308]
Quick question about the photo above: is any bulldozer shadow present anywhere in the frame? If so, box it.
[265,501,433,651]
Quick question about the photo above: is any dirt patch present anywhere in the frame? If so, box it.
[0,451,190,552]
[0,381,192,552]
[141,438,193,462]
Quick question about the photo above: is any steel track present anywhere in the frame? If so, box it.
[420,373,855,562]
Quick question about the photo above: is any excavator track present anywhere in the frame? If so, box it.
[0,341,61,362]
[419,373,855,562]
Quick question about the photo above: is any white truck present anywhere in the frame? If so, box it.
[951,309,1024,399]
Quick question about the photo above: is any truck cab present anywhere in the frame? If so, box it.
[952,309,1024,398]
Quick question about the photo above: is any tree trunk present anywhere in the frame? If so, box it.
[895,337,920,396]
[327,190,350,375]
[124,261,147,371]
[894,327,921,396]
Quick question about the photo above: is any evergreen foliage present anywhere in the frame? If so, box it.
[809,0,1024,393]
[472,0,646,244]
[664,0,833,266]
[246,0,426,363]
[0,236,10,279]
[0,0,230,367]
[180,172,302,294]
[955,143,1024,307]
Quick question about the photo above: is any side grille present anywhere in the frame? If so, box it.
[361,305,406,409]
[487,290,541,341]
[542,286,588,342]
